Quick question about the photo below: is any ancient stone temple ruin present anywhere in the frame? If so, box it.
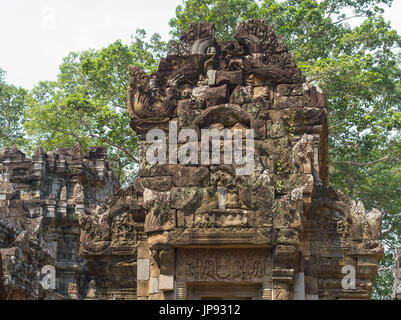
[0,146,116,299]
[78,20,383,300]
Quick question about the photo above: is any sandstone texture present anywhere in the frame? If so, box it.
[0,145,116,299]
[79,20,383,300]
[0,20,384,300]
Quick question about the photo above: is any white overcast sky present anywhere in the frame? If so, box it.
[1,0,400,89]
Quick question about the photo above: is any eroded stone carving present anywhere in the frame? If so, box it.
[0,146,116,299]
[78,186,145,299]
[78,19,383,300]
[177,248,271,282]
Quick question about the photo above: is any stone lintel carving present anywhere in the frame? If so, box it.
[168,228,274,247]
[176,248,271,283]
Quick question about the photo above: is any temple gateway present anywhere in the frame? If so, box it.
[0,20,384,300]
[79,20,383,300]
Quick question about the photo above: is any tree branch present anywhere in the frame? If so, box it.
[331,154,390,167]
[334,15,366,24]
[79,118,139,163]
[377,267,392,272]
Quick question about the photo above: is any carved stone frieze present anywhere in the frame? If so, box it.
[0,145,116,299]
[176,248,271,282]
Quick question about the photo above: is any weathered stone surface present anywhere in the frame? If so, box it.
[143,189,175,233]
[134,176,173,193]
[215,70,243,86]
[75,19,382,301]
[137,280,149,297]
[176,248,272,283]
[234,19,278,54]
[203,85,228,107]
[79,186,144,299]
[0,146,116,299]
[171,166,209,187]
[170,187,202,212]
[137,259,150,281]
[159,274,174,291]
[229,85,252,104]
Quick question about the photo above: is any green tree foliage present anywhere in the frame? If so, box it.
[24,30,167,186]
[0,68,27,148]
[170,0,262,40]
[170,0,401,299]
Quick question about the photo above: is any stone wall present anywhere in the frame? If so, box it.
[79,20,383,300]
[79,186,145,299]
[0,203,56,299]
[0,251,4,299]
[0,145,117,299]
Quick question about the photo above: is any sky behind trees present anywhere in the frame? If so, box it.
[0,0,182,88]
[1,0,401,89]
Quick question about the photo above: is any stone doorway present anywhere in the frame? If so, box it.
[187,283,262,300]
[175,247,272,300]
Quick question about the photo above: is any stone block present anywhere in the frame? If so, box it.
[159,274,174,291]
[216,70,243,86]
[170,187,202,211]
[171,166,209,187]
[134,176,172,193]
[137,280,149,297]
[149,277,159,294]
[137,259,150,281]
[137,241,150,259]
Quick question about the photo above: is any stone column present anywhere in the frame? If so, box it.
[175,281,187,300]
[272,244,297,300]
[137,241,150,300]
[293,272,305,300]
[272,268,294,300]
[261,281,272,300]
[157,247,175,298]
[147,242,176,300]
